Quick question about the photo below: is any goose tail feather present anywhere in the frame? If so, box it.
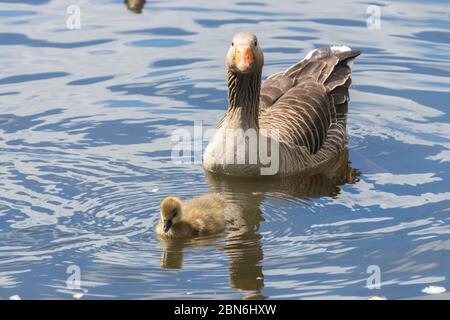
[282,46,361,105]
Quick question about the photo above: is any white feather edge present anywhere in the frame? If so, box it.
[270,45,355,79]
[330,45,352,53]
[304,45,354,69]
[331,45,354,70]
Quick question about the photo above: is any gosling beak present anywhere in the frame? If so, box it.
[163,219,172,233]
[234,46,254,72]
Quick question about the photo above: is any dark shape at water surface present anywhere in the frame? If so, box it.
[38,118,189,147]
[162,6,212,13]
[362,56,450,78]
[108,80,226,110]
[396,30,450,45]
[196,18,272,28]
[309,18,366,27]
[264,47,302,54]
[236,2,268,6]
[0,0,49,4]
[359,85,450,114]
[273,35,318,42]
[151,58,209,68]
[0,72,69,85]
[0,91,19,96]
[0,33,113,49]
[0,109,63,134]
[120,27,197,36]
[0,10,36,17]
[129,38,192,48]
[124,0,146,14]
[197,17,365,29]
[67,75,114,86]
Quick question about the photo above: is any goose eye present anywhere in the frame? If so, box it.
[254,40,257,46]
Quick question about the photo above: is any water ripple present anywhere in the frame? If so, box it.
[0,0,449,300]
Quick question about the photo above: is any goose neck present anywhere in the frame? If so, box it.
[226,70,261,129]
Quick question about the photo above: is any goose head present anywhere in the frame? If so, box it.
[226,32,264,74]
[160,197,182,232]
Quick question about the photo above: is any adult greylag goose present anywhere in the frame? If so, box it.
[203,32,361,176]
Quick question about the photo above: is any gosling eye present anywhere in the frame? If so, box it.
[254,40,257,46]
[231,41,234,47]
[171,209,178,217]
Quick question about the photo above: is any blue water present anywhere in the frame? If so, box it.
[0,0,449,299]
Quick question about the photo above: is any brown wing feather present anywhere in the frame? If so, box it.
[259,80,335,155]
[259,48,360,155]
[259,76,295,110]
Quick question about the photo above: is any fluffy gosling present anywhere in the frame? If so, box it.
[156,194,227,239]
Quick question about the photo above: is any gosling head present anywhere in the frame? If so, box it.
[226,32,264,75]
[160,197,182,233]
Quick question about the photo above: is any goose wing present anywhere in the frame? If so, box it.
[259,47,360,154]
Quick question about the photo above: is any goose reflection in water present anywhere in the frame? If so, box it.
[158,113,359,299]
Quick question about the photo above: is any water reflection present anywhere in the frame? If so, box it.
[159,108,359,299]
[207,149,358,299]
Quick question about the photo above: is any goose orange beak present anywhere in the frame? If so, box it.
[234,46,254,72]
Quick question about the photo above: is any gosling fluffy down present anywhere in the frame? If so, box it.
[156,194,227,239]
